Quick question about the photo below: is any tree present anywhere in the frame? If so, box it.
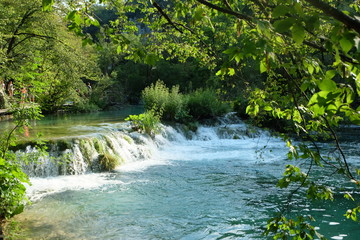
[45,0,360,238]
[0,0,101,113]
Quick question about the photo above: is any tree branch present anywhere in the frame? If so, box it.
[10,33,57,52]
[151,1,217,57]
[222,0,232,10]
[196,0,253,22]
[304,0,360,35]
[6,8,39,55]
[152,1,183,33]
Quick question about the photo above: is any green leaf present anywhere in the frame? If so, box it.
[216,68,226,76]
[292,24,305,44]
[308,91,328,106]
[318,79,337,91]
[274,18,296,33]
[117,45,122,54]
[339,37,353,53]
[325,70,336,80]
[223,47,238,55]
[307,64,314,74]
[294,3,304,16]
[264,105,273,111]
[144,54,158,66]
[193,7,204,22]
[300,81,311,91]
[42,0,54,11]
[67,11,77,21]
[305,15,320,32]
[234,53,242,63]
[228,68,235,76]
[260,59,267,73]
[349,113,360,125]
[272,5,291,18]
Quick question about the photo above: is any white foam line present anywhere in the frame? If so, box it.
[26,173,123,201]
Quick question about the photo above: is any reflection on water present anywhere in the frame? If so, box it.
[0,106,144,139]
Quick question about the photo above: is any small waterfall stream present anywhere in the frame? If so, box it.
[18,124,169,177]
[18,115,262,178]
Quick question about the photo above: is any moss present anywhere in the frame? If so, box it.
[78,138,94,165]
[123,135,133,144]
[98,152,119,171]
[104,136,115,150]
[93,138,105,153]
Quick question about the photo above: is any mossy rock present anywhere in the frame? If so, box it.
[54,139,72,152]
[123,135,133,144]
[98,153,119,171]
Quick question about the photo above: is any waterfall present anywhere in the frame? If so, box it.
[17,113,262,178]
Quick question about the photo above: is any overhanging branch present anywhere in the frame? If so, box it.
[304,0,360,35]
[196,0,253,22]
[152,1,183,33]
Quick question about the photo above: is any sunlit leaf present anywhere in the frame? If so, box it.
[340,37,353,53]
[325,70,336,80]
[42,0,54,11]
[228,68,235,76]
[260,58,267,73]
[318,79,337,91]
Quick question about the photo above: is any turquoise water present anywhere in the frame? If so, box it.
[8,115,360,239]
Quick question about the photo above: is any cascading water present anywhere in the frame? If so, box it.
[18,123,172,177]
[9,113,360,240]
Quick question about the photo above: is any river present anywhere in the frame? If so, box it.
[3,109,359,239]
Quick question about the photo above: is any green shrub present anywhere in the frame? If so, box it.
[125,109,162,136]
[142,80,188,121]
[0,159,29,220]
[0,105,43,221]
[187,89,231,119]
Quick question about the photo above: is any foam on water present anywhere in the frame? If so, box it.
[27,174,124,201]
